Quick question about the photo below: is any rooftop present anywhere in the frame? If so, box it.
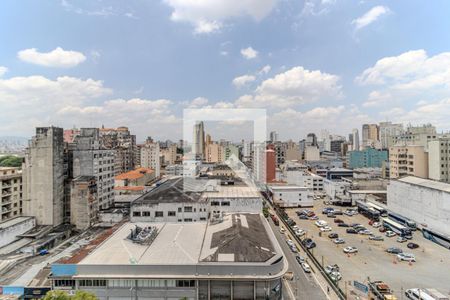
[0,217,33,230]
[115,167,154,180]
[78,213,275,266]
[396,176,450,193]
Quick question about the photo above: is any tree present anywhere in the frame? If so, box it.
[0,155,23,168]
[43,290,98,300]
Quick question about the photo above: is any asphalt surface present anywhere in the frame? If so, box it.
[267,215,328,300]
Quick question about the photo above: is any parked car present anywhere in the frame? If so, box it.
[333,209,343,215]
[286,239,294,247]
[338,223,350,227]
[407,242,419,249]
[315,220,328,227]
[303,238,317,249]
[369,235,384,241]
[346,228,358,234]
[359,229,373,235]
[299,214,309,220]
[322,207,334,214]
[397,236,407,243]
[295,229,306,236]
[334,218,344,224]
[320,226,332,232]
[379,227,387,233]
[333,238,345,244]
[328,233,338,239]
[350,223,362,228]
[301,262,311,273]
[372,222,381,228]
[397,253,416,262]
[330,271,342,281]
[386,247,403,254]
[327,213,336,218]
[280,227,286,234]
[309,215,319,220]
[386,231,396,237]
[343,246,358,253]
[325,264,340,274]
[295,255,305,264]
[290,245,298,253]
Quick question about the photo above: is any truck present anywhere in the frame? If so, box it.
[368,281,398,300]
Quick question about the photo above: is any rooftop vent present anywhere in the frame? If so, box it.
[128,225,158,245]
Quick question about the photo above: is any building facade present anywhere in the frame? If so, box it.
[70,176,98,231]
[23,127,65,226]
[270,185,312,207]
[389,145,428,179]
[140,142,161,178]
[348,148,388,169]
[428,137,450,183]
[0,167,22,222]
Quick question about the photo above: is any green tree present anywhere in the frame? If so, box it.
[0,155,23,168]
[43,290,98,300]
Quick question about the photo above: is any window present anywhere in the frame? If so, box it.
[168,211,176,217]
[184,206,193,212]
[178,207,182,212]
[137,279,165,288]
[108,279,133,288]
[184,218,193,222]
[155,211,164,217]
[221,201,230,206]
[133,211,141,217]
[200,217,206,221]
[176,280,195,287]
[79,280,106,287]
[211,201,220,206]
[142,211,150,217]
[54,280,75,287]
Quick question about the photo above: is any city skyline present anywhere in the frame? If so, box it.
[1,1,450,140]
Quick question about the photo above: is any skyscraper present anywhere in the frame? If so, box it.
[362,124,378,148]
[269,131,278,143]
[193,121,205,160]
[352,128,360,151]
[23,127,65,226]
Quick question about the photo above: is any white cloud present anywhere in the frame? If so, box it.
[236,66,342,108]
[301,0,336,17]
[357,50,450,108]
[232,75,256,88]
[241,47,259,59]
[0,66,7,77]
[164,0,278,33]
[259,65,271,75]
[352,6,390,30]
[184,97,209,108]
[18,47,86,68]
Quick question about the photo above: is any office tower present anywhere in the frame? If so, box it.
[379,122,404,149]
[362,124,379,148]
[428,137,450,183]
[306,133,317,147]
[389,145,428,179]
[205,143,224,163]
[252,143,266,183]
[141,140,161,178]
[0,167,22,222]
[23,127,65,226]
[99,126,137,174]
[330,140,344,153]
[72,128,116,210]
[205,134,212,146]
[269,131,278,143]
[351,128,360,151]
[193,121,205,160]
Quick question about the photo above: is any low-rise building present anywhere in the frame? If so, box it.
[50,214,286,300]
[115,168,155,188]
[270,185,312,207]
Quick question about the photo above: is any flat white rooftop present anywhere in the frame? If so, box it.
[0,216,33,230]
[203,186,260,198]
[397,176,450,193]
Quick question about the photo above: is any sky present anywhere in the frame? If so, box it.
[1,0,450,142]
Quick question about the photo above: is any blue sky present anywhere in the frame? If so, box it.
[1,0,450,141]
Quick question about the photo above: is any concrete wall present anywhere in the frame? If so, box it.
[0,217,35,248]
[271,187,312,207]
[387,180,450,236]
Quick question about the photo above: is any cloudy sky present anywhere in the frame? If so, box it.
[1,0,450,141]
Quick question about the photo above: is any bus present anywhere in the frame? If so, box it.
[381,217,412,237]
[422,228,450,250]
[405,288,449,300]
[356,200,380,221]
[367,202,388,217]
[387,211,417,230]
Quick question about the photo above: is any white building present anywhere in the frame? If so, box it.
[428,137,450,183]
[379,122,403,150]
[270,185,312,208]
[284,168,324,192]
[387,176,450,236]
[352,128,360,151]
[141,142,161,178]
[323,179,351,200]
[304,146,320,161]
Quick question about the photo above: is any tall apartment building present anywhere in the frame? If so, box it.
[205,143,224,163]
[352,128,360,151]
[99,126,136,174]
[252,143,266,183]
[160,144,178,166]
[273,142,287,167]
[269,131,279,143]
[306,133,317,147]
[0,167,22,222]
[140,141,161,178]
[23,127,65,226]
[285,141,301,161]
[193,121,205,160]
[389,145,428,179]
[395,124,437,150]
[379,122,403,149]
[348,148,388,169]
[266,147,276,182]
[304,146,320,161]
[72,128,116,210]
[362,124,379,148]
[428,137,450,183]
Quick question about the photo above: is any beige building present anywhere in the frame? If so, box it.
[304,146,320,161]
[70,176,98,231]
[389,145,428,179]
[394,124,437,150]
[285,141,301,161]
[205,143,224,163]
[428,137,450,183]
[0,167,22,222]
[160,144,177,166]
[140,142,160,178]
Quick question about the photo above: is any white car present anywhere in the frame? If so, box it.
[280,227,286,234]
[343,246,358,253]
[397,236,407,243]
[397,253,416,262]
[359,229,373,235]
[333,238,345,244]
[286,239,294,247]
[292,225,300,231]
[315,220,328,227]
[385,230,396,237]
[301,262,311,273]
[320,226,332,232]
[372,222,381,228]
[295,229,306,237]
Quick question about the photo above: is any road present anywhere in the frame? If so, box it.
[267,215,329,300]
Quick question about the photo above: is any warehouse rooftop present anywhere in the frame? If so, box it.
[397,176,450,193]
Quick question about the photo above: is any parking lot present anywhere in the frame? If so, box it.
[284,199,450,298]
